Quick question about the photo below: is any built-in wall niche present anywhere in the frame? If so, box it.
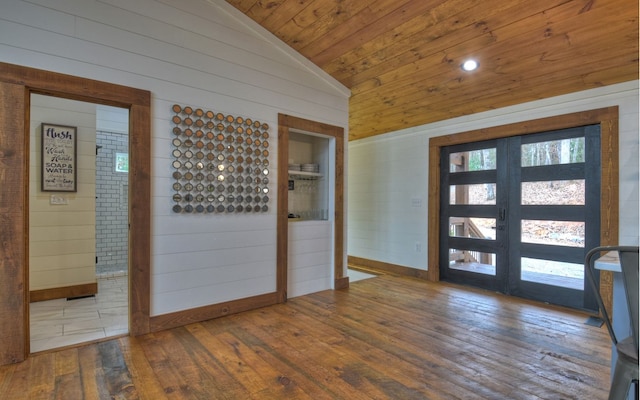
[288,130,330,221]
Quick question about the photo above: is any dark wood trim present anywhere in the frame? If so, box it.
[149,292,279,332]
[334,276,350,290]
[427,107,619,311]
[349,256,430,280]
[128,103,152,337]
[0,62,151,365]
[30,283,98,303]
[427,143,442,282]
[0,63,150,107]
[0,81,28,365]
[277,116,290,302]
[277,114,347,294]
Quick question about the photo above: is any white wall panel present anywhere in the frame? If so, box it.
[349,81,639,270]
[1,0,349,315]
[152,274,276,314]
[97,106,129,134]
[151,244,276,275]
[288,221,332,298]
[29,95,97,291]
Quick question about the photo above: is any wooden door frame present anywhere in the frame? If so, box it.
[277,114,347,301]
[428,107,619,309]
[0,62,151,365]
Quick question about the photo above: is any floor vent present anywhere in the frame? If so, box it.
[67,294,96,301]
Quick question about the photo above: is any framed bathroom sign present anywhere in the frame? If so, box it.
[41,123,77,192]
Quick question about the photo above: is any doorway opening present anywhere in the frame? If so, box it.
[28,95,130,352]
[0,61,150,364]
[277,114,347,301]
[439,126,601,310]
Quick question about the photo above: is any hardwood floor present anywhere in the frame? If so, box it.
[0,274,611,399]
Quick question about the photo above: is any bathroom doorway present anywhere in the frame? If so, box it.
[28,94,130,352]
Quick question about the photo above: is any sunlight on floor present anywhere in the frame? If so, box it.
[347,268,377,282]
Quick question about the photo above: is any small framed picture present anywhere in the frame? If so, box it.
[41,123,77,192]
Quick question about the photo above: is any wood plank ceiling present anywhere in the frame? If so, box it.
[224,0,638,141]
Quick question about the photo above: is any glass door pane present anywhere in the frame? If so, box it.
[440,140,506,292]
[510,126,600,310]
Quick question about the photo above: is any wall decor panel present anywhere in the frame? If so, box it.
[170,105,271,214]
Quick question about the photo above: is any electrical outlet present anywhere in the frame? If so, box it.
[415,243,422,252]
[50,195,68,205]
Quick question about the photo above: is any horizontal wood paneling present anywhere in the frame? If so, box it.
[28,225,94,242]
[29,267,96,291]
[29,96,97,293]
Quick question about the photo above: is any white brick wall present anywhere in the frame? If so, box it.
[96,130,129,275]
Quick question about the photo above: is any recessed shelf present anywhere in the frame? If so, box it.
[288,170,322,180]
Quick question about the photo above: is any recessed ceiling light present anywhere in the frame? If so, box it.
[461,59,478,71]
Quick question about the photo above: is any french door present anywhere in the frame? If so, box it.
[439,125,601,310]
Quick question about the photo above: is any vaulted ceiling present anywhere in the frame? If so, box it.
[225,0,638,141]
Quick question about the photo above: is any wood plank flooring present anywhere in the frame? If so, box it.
[0,274,611,399]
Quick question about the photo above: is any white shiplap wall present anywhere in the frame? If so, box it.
[288,221,333,298]
[29,95,97,291]
[348,81,639,270]
[1,0,349,315]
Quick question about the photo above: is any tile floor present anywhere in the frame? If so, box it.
[30,274,128,353]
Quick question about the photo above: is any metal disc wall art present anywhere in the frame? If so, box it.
[170,104,270,214]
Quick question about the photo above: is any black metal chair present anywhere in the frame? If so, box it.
[585,246,639,400]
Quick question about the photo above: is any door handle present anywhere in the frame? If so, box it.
[499,208,506,221]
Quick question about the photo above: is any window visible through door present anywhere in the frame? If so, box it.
[439,125,601,310]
